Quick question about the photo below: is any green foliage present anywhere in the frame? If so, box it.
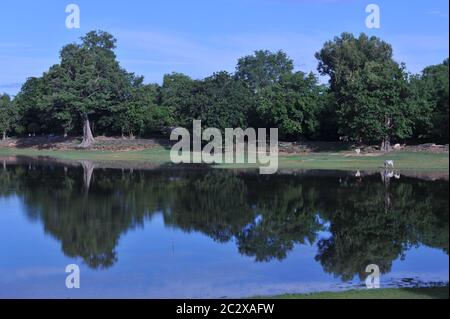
[409,59,449,143]
[161,71,255,131]
[161,72,196,127]
[193,71,255,130]
[316,33,416,146]
[337,61,413,144]
[112,80,164,137]
[7,30,449,145]
[257,72,325,139]
[14,77,49,135]
[0,93,17,138]
[14,31,143,142]
[49,31,135,138]
[236,50,294,92]
[316,32,393,92]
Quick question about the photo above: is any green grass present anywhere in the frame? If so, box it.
[258,287,449,299]
[0,147,448,171]
[275,151,449,171]
[0,147,171,164]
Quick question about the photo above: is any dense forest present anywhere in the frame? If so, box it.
[0,30,448,149]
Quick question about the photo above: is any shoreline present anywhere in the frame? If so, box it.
[255,286,449,299]
[0,153,449,182]
[0,146,448,174]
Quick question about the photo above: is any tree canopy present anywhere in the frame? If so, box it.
[409,59,449,143]
[315,32,434,149]
[257,72,326,139]
[235,50,294,92]
[0,93,17,140]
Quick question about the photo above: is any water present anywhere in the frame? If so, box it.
[0,157,448,298]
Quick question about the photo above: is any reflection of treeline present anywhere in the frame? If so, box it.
[316,178,449,280]
[0,164,448,281]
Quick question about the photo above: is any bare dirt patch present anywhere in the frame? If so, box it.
[1,137,449,154]
[0,136,171,151]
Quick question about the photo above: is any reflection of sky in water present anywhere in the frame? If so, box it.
[0,196,448,298]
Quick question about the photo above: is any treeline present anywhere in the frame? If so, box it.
[0,30,448,148]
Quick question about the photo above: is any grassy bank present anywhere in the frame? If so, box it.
[263,287,449,299]
[0,147,448,171]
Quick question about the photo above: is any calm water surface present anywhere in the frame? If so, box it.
[0,158,448,298]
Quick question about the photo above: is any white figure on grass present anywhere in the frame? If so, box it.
[384,160,394,169]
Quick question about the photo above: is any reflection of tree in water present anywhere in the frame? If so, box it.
[163,171,253,243]
[316,178,405,281]
[0,163,448,280]
[315,175,449,281]
[236,175,324,262]
[0,163,175,269]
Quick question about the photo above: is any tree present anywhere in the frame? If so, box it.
[161,71,255,131]
[407,74,435,142]
[46,30,135,147]
[138,84,172,134]
[112,75,143,138]
[15,71,81,138]
[160,72,197,128]
[43,65,78,137]
[14,77,49,136]
[410,59,449,143]
[337,61,413,148]
[196,71,255,130]
[257,72,325,140]
[316,32,393,92]
[315,91,339,141]
[8,30,448,145]
[235,50,294,92]
[425,59,449,143]
[316,33,413,149]
[0,94,17,140]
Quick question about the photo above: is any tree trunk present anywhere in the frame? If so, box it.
[80,160,95,192]
[381,115,392,152]
[381,137,391,152]
[2,131,6,140]
[381,169,392,214]
[79,114,95,148]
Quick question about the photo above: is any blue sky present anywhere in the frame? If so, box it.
[0,0,448,96]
